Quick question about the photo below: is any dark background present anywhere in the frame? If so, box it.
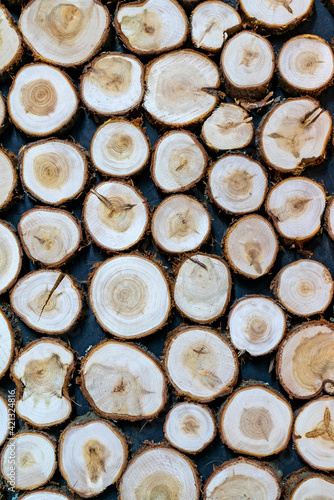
[2,0,334,497]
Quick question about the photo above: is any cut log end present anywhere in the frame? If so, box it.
[152,195,211,254]
[325,197,334,241]
[239,0,314,33]
[294,396,334,470]
[144,49,220,127]
[0,309,15,379]
[81,53,144,116]
[81,340,167,420]
[115,0,188,55]
[228,295,286,356]
[278,35,334,95]
[164,402,216,453]
[0,220,22,295]
[0,94,6,134]
[151,130,207,193]
[119,446,200,500]
[0,4,22,76]
[164,326,239,402]
[12,338,74,427]
[204,458,281,500]
[59,417,128,497]
[220,384,293,457]
[284,470,334,499]
[19,0,110,67]
[83,181,148,252]
[266,177,326,242]
[259,97,331,173]
[20,139,88,205]
[272,259,333,317]
[17,490,76,500]
[18,207,82,267]
[89,254,170,339]
[221,31,275,100]
[223,214,278,279]
[277,321,334,399]
[91,119,149,177]
[0,395,9,447]
[209,154,267,215]
[0,149,17,211]
[191,1,241,52]
[10,270,82,335]
[202,104,254,152]
[8,64,79,137]
[0,431,56,490]
[174,253,231,323]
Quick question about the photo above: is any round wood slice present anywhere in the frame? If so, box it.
[164,325,238,402]
[11,338,75,427]
[89,254,171,339]
[19,0,110,67]
[80,340,167,420]
[10,270,82,335]
[20,139,88,205]
[8,64,79,137]
[204,458,281,500]
[220,384,293,457]
[80,52,144,116]
[119,446,200,500]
